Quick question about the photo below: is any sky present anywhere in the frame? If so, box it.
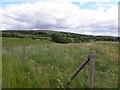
[0,0,119,36]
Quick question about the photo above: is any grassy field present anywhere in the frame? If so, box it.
[2,37,118,88]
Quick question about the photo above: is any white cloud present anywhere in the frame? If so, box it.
[0,0,118,36]
[0,24,6,30]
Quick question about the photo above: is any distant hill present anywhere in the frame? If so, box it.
[1,30,119,43]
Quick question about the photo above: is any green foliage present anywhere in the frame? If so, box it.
[2,38,118,88]
[51,33,72,43]
[73,38,80,43]
[2,30,118,43]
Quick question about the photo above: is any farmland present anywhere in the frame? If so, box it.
[2,37,118,88]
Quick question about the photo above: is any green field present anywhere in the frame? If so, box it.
[2,37,118,88]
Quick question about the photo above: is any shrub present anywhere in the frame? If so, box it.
[73,38,80,43]
[51,33,72,43]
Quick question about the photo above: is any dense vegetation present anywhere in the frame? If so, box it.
[2,37,118,88]
[2,30,119,43]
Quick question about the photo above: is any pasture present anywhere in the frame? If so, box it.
[2,37,118,88]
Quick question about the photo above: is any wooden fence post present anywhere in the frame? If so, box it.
[87,51,96,88]
[22,46,26,63]
[66,51,96,88]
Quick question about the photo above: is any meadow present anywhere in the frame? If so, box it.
[2,37,118,88]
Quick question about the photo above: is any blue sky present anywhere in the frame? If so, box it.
[0,0,118,36]
[0,0,118,9]
[0,0,37,6]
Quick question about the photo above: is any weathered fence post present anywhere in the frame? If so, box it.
[87,51,96,88]
[22,46,26,63]
[66,51,96,88]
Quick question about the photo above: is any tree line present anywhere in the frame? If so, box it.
[2,30,119,43]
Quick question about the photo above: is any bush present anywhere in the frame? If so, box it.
[51,33,72,43]
[64,38,72,43]
[73,38,80,43]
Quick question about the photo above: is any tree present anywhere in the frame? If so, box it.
[51,33,72,43]
[73,38,80,43]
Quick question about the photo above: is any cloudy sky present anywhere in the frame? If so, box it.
[0,0,118,36]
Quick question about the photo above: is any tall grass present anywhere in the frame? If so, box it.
[2,38,118,88]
